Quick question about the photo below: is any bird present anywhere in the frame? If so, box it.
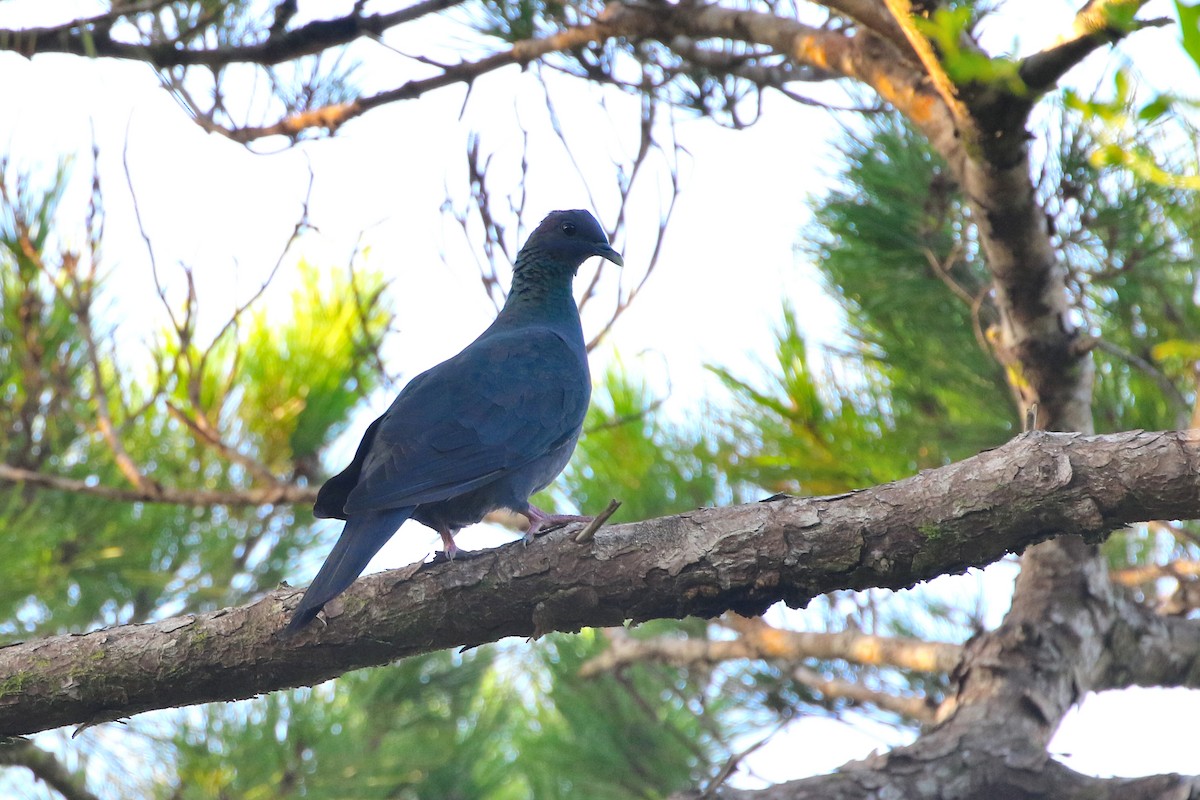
[287,209,623,631]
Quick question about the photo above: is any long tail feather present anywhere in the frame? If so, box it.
[287,506,415,632]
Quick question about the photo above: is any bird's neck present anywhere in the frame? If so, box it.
[502,258,579,322]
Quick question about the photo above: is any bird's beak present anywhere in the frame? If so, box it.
[595,244,624,267]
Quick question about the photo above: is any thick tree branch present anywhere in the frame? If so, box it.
[606,1,942,124]
[880,0,970,128]
[0,429,1196,738]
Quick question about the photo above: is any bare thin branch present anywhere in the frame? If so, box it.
[0,0,467,67]
[0,461,315,507]
[1094,338,1192,430]
[0,739,100,800]
[792,664,937,724]
[579,617,961,676]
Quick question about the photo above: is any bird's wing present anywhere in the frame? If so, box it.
[313,415,384,520]
[341,327,590,515]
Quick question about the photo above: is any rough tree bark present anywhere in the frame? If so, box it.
[2,430,1199,741]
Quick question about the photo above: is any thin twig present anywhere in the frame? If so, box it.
[574,498,621,543]
[700,718,791,798]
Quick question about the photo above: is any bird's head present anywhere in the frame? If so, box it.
[520,209,624,275]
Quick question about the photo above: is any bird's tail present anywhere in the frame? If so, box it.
[287,506,415,632]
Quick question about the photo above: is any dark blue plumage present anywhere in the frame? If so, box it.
[288,210,622,631]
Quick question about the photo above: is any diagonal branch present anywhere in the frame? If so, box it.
[1019,0,1160,93]
[203,21,623,142]
[820,0,913,55]
[0,739,100,800]
[0,0,466,67]
[0,429,1196,738]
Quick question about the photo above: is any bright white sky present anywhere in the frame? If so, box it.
[1,0,1199,794]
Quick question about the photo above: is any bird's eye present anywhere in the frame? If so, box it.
[561,221,577,236]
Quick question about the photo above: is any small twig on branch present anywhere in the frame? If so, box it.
[583,395,668,436]
[699,719,791,798]
[575,499,622,543]
[164,401,281,487]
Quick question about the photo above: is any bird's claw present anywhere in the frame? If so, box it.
[432,546,481,563]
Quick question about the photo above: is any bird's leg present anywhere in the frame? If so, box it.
[438,527,459,560]
[522,505,592,543]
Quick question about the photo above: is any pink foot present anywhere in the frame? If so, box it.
[438,527,459,560]
[523,505,592,543]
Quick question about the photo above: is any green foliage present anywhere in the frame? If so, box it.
[472,0,576,42]
[1064,24,1200,191]
[165,632,726,800]
[808,116,1013,456]
[239,260,392,469]
[0,165,393,636]
[1052,110,1200,432]
[0,162,90,471]
[915,6,1026,93]
[714,114,1013,500]
[515,629,722,800]
[711,306,920,496]
[168,651,521,800]
[555,361,721,523]
[1179,0,1200,70]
